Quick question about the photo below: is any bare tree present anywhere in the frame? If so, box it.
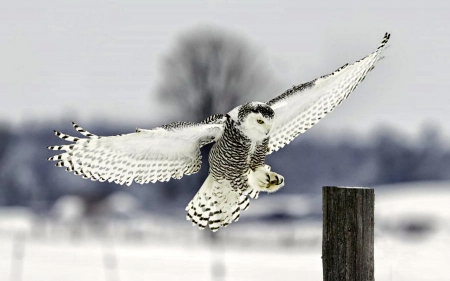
[157,26,276,121]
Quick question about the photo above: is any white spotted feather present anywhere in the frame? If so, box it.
[48,120,225,186]
[266,33,390,153]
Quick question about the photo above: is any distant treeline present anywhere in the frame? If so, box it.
[0,122,448,214]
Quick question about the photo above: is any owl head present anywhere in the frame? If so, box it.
[236,102,275,141]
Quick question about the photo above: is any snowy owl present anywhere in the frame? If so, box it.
[48,33,390,231]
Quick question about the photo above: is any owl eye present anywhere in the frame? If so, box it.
[257,119,264,124]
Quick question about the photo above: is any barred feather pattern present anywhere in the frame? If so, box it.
[186,116,268,231]
[185,174,259,232]
[266,33,390,154]
[48,116,226,186]
[209,117,266,191]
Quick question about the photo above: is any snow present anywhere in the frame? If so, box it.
[0,181,449,280]
[0,233,322,281]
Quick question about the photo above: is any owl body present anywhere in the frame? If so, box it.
[184,103,281,231]
[48,33,391,231]
[209,117,255,190]
[209,103,272,191]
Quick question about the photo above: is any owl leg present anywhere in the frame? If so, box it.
[249,166,285,193]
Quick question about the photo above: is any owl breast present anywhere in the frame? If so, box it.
[208,118,269,191]
[208,119,252,183]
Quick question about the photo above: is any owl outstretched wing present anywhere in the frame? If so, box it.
[266,33,390,154]
[47,114,226,186]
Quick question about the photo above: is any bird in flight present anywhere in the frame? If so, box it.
[48,33,390,231]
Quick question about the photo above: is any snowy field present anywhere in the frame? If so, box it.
[0,181,449,281]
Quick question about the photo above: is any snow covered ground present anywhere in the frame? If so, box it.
[0,181,449,281]
[374,182,450,281]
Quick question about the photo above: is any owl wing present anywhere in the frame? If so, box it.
[266,33,390,154]
[47,114,226,186]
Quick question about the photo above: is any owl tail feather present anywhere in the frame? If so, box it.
[186,175,250,232]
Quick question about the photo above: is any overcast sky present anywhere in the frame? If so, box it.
[1,0,449,139]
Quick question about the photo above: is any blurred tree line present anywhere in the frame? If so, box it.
[0,122,449,214]
[0,26,449,214]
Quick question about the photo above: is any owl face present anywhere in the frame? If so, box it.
[237,102,275,141]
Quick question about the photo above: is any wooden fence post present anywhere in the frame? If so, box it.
[322,186,374,281]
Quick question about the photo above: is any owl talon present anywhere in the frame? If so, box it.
[249,167,285,193]
[266,172,284,193]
